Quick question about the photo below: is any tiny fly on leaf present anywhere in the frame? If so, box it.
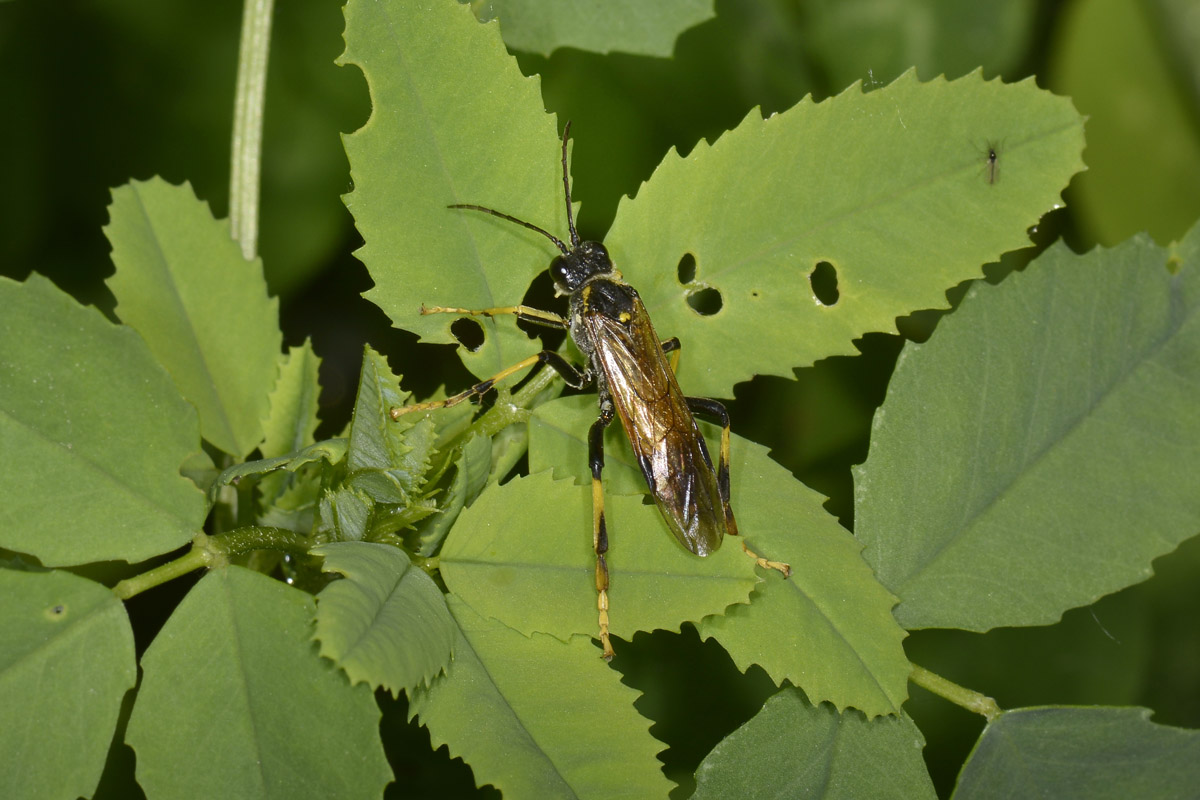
[983,140,1001,185]
[393,124,789,659]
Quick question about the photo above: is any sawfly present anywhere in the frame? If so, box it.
[393,124,789,659]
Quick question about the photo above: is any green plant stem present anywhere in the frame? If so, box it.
[477,358,564,438]
[112,527,311,600]
[229,0,275,260]
[910,662,1002,721]
[112,544,211,600]
[219,526,313,557]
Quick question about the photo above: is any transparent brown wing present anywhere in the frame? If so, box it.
[584,295,726,556]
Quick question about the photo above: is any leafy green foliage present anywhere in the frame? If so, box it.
[105,178,282,458]
[484,0,714,57]
[0,569,136,800]
[5,0,1196,797]
[408,596,674,799]
[345,346,428,505]
[856,227,1200,631]
[412,429,492,556]
[607,68,1085,397]
[440,468,760,639]
[341,0,565,381]
[0,274,205,566]
[210,439,348,500]
[695,434,909,717]
[313,541,455,694]
[693,689,937,800]
[521,396,910,716]
[261,340,322,459]
[126,567,392,799]
[954,707,1200,798]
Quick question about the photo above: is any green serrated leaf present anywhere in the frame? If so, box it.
[0,569,136,800]
[0,275,205,566]
[524,393,909,716]
[345,346,425,504]
[455,429,494,502]
[397,414,439,479]
[126,567,392,799]
[342,0,564,380]
[211,438,348,502]
[413,431,492,556]
[441,469,759,641]
[857,228,1200,631]
[104,178,281,457]
[697,437,909,717]
[318,485,375,543]
[409,595,672,799]
[312,541,455,695]
[693,688,936,800]
[607,69,1085,397]
[369,498,440,546]
[485,0,714,57]
[954,707,1200,799]
[261,339,322,458]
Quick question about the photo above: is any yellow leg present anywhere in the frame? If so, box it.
[593,473,614,659]
[740,540,791,577]
[421,303,567,329]
[588,403,616,659]
[389,351,545,420]
[660,336,681,374]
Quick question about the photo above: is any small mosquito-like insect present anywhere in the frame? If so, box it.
[983,141,1000,185]
[392,123,790,659]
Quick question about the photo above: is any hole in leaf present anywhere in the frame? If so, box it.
[450,317,485,351]
[677,253,697,284]
[810,261,839,306]
[687,287,723,316]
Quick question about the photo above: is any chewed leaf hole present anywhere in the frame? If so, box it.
[810,261,839,306]
[687,287,723,316]
[677,252,697,284]
[451,317,485,352]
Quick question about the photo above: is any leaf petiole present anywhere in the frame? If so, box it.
[112,527,313,600]
[909,662,1002,720]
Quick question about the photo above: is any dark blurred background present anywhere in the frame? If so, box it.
[4,0,1198,797]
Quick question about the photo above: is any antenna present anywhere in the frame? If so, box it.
[447,122,578,256]
[560,121,580,249]
[446,203,569,255]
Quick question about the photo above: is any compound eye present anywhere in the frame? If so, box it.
[549,255,572,291]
